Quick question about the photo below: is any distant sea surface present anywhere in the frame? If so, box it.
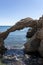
[0,26,29,49]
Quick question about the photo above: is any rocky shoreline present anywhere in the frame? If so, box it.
[0,48,43,65]
[0,16,43,65]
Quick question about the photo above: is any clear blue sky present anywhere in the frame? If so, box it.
[0,0,43,26]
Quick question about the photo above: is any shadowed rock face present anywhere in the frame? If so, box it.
[26,27,37,38]
[0,38,7,56]
[24,38,41,55]
[0,31,9,55]
[0,16,43,57]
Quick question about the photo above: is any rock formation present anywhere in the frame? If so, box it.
[0,31,9,56]
[7,18,37,32]
[0,30,10,40]
[7,16,43,57]
[0,16,43,57]
[0,38,7,57]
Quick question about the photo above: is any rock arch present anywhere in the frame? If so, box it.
[0,17,37,40]
[0,16,43,57]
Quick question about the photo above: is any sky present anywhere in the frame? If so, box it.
[0,0,43,26]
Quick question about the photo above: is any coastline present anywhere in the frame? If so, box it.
[0,48,43,65]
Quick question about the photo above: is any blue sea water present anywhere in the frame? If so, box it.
[0,26,29,49]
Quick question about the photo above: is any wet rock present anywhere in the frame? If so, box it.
[0,38,7,56]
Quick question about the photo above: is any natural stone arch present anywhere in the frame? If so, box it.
[0,16,43,57]
[0,18,37,55]
[0,17,37,40]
